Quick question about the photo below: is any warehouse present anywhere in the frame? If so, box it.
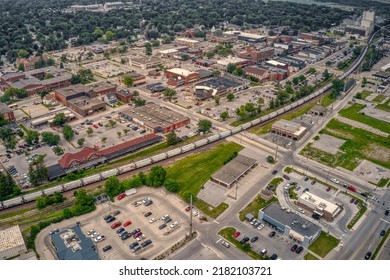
[165,67,200,87]
[271,119,307,140]
[210,154,257,188]
[51,224,99,260]
[194,77,243,100]
[297,192,342,221]
[0,225,27,259]
[119,102,190,133]
[258,203,321,247]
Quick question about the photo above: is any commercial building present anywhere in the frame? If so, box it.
[243,66,269,81]
[0,66,72,96]
[258,203,321,247]
[0,102,15,122]
[206,30,237,43]
[377,82,389,93]
[30,110,75,127]
[119,103,190,133]
[238,47,275,63]
[175,38,200,48]
[115,89,134,103]
[194,77,243,100]
[88,81,117,97]
[297,192,342,222]
[271,120,307,140]
[120,72,146,86]
[210,154,257,188]
[16,54,48,71]
[223,31,266,43]
[129,57,162,70]
[216,57,250,69]
[165,68,200,87]
[309,105,328,117]
[0,226,27,259]
[51,224,99,260]
[345,10,375,37]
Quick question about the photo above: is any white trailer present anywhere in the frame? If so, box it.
[218,130,232,138]
[135,158,152,168]
[118,163,135,174]
[3,196,24,208]
[207,134,220,142]
[101,169,119,179]
[63,180,83,191]
[23,191,44,203]
[195,139,208,147]
[167,148,182,157]
[181,143,195,152]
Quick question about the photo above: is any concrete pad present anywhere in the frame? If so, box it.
[353,160,390,185]
[360,103,390,123]
[312,134,346,155]
[197,181,227,207]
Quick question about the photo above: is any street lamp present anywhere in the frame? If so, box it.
[325,169,330,184]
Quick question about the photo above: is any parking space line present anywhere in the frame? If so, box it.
[216,239,221,243]
[381,219,390,224]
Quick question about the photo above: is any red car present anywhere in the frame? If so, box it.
[123,220,132,227]
[93,124,99,129]
[133,231,143,239]
[111,221,121,229]
[326,187,331,192]
[117,193,126,200]
[232,231,241,239]
[185,206,193,212]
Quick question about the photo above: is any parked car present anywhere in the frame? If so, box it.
[232,231,241,238]
[104,215,113,221]
[159,224,167,230]
[141,239,152,247]
[129,242,139,249]
[123,221,132,227]
[386,210,389,216]
[250,236,259,243]
[326,187,331,192]
[295,246,304,254]
[111,221,121,229]
[117,193,126,200]
[149,217,157,223]
[240,237,250,244]
[161,214,170,221]
[86,229,95,236]
[380,230,386,236]
[132,246,142,253]
[113,210,121,216]
[185,206,193,212]
[130,228,141,236]
[311,180,316,185]
[49,228,59,235]
[260,248,267,256]
[283,175,290,180]
[144,212,152,217]
[350,198,355,203]
[94,235,105,243]
[102,245,112,252]
[136,234,146,241]
[365,252,372,260]
[221,241,230,248]
[121,233,131,240]
[116,227,125,235]
[272,170,278,175]
[270,254,278,260]
[291,244,298,252]
[106,216,116,223]
[170,221,179,228]
[164,217,172,224]
[269,231,276,238]
[144,200,153,206]
[133,231,143,239]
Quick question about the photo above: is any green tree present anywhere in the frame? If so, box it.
[292,77,300,85]
[322,69,330,80]
[166,131,179,145]
[148,166,167,187]
[163,88,177,99]
[17,49,29,58]
[105,176,122,198]
[242,243,251,252]
[220,111,229,121]
[215,96,220,105]
[28,155,48,185]
[183,191,196,203]
[53,113,66,126]
[87,52,94,59]
[123,76,134,87]
[133,97,146,107]
[257,97,264,104]
[41,131,60,146]
[86,127,94,136]
[309,68,317,74]
[44,73,54,80]
[73,189,95,214]
[62,125,74,141]
[362,77,367,87]
[123,129,130,135]
[181,54,190,61]
[25,130,40,145]
[227,63,237,73]
[117,131,122,138]
[152,41,160,47]
[103,52,110,59]
[212,70,221,77]
[77,138,85,147]
[164,179,179,193]
[266,155,275,164]
[332,79,345,94]
[198,119,212,133]
[105,31,115,41]
[0,173,17,200]
[36,196,48,209]
[227,92,235,101]
[145,42,152,56]
[53,146,64,155]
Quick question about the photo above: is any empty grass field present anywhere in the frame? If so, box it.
[308,231,339,258]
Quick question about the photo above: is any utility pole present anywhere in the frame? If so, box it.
[235,182,239,200]
[189,195,193,237]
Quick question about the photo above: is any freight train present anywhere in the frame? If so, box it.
[0,29,377,210]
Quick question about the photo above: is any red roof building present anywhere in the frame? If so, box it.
[59,147,101,169]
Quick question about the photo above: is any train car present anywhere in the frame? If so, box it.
[276,108,285,115]
[43,185,64,196]
[151,153,168,162]
[207,134,221,143]
[167,148,182,157]
[135,158,152,168]
[218,130,232,138]
[250,118,261,126]
[101,168,119,179]
[230,126,242,134]
[262,114,270,121]
[194,138,208,148]
[284,104,292,112]
[118,163,136,174]
[81,174,101,186]
[269,111,278,119]
[302,96,311,103]
[181,143,196,152]
[241,122,252,130]
[2,196,24,209]
[23,191,44,203]
[63,180,83,191]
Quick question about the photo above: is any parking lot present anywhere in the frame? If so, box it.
[79,189,190,260]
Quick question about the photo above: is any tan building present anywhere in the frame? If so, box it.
[129,57,162,70]
[271,120,307,140]
[297,192,342,221]
[0,226,27,259]
[165,68,200,87]
[175,38,200,48]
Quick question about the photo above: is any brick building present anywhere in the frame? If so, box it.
[115,89,134,103]
[238,47,275,63]
[120,72,146,86]
[129,57,162,70]
[0,103,15,122]
[165,68,200,87]
[243,66,269,81]
[16,54,48,71]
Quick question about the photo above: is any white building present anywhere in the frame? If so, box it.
[0,226,27,259]
[298,192,342,221]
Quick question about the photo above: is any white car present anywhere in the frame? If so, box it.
[136,234,146,241]
[192,211,199,217]
[149,217,157,223]
[94,235,105,243]
[257,224,264,230]
[86,229,95,236]
[92,231,100,237]
[330,178,340,184]
[133,201,142,207]
[170,221,179,228]
[298,208,305,214]
[161,214,169,221]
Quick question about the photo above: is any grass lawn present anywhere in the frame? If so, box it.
[195,200,228,219]
[284,167,293,174]
[166,142,244,197]
[289,186,298,200]
[339,103,390,134]
[354,90,372,100]
[373,94,386,103]
[251,93,336,135]
[304,253,319,260]
[301,119,390,170]
[239,196,278,221]
[376,98,390,112]
[219,227,267,260]
[377,177,390,188]
[347,203,367,230]
[308,231,340,258]
[0,207,34,220]
[372,228,390,260]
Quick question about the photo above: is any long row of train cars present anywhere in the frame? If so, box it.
[0,31,376,211]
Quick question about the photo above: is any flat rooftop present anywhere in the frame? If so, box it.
[56,84,91,97]
[211,154,257,186]
[0,225,26,253]
[68,96,105,109]
[262,203,321,237]
[167,68,197,77]
[272,119,305,134]
[223,31,266,40]
[131,56,161,64]
[88,80,116,91]
[299,192,340,214]
[217,57,248,66]
[195,77,241,91]
[176,38,200,44]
